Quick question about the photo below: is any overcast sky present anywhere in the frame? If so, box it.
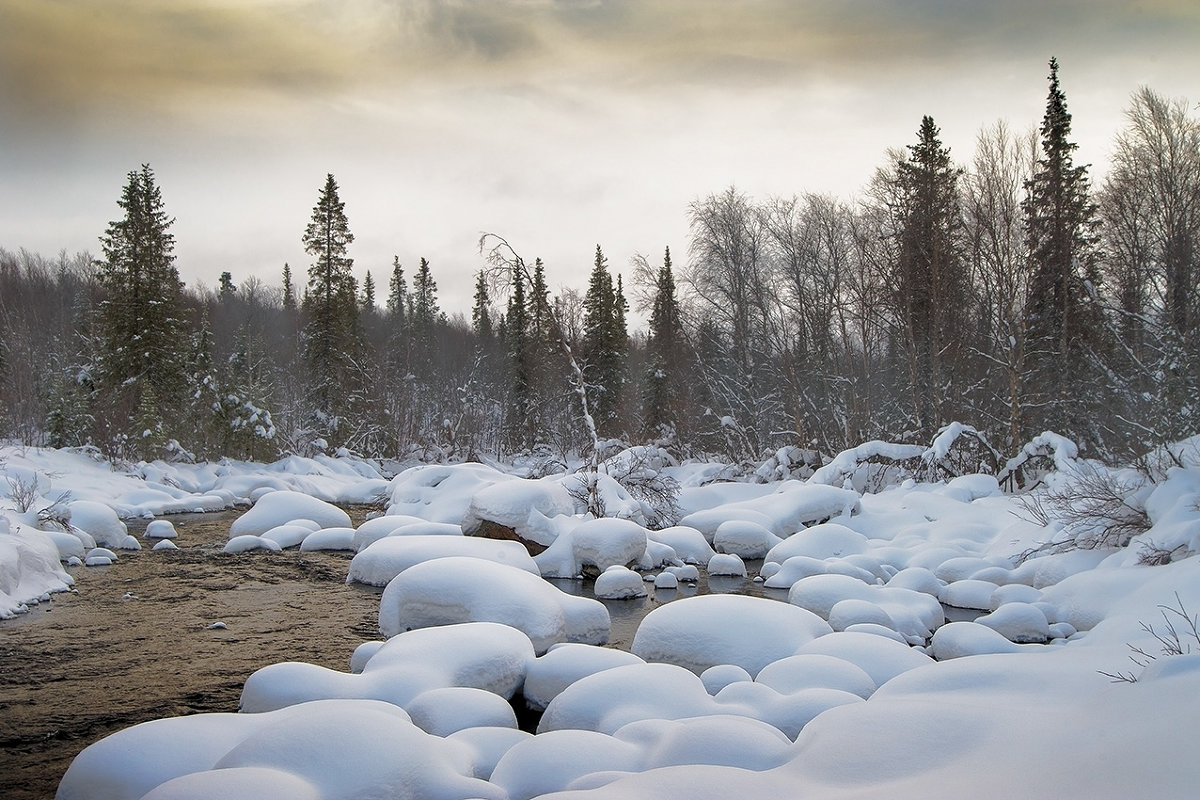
[2,0,1197,319]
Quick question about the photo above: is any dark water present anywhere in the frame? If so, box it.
[546,559,791,651]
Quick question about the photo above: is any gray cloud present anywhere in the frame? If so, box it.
[4,0,1196,127]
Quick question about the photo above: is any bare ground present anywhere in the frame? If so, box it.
[0,510,382,800]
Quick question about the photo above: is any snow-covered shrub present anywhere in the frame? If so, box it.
[919,423,1001,481]
[1015,461,1152,564]
[1099,593,1200,683]
[996,431,1080,492]
[600,446,681,530]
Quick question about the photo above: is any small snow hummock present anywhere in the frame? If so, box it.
[593,565,647,599]
[143,519,178,539]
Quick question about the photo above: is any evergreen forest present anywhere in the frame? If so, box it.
[2,62,1198,474]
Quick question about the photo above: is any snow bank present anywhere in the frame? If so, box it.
[387,463,515,524]
[0,516,75,617]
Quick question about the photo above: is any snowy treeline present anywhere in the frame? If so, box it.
[1,68,1197,468]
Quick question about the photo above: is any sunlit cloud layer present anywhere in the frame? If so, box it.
[8,0,1195,122]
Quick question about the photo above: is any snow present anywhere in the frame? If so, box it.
[386,462,515,524]
[646,525,715,564]
[524,644,646,712]
[0,521,74,618]
[447,726,533,780]
[297,526,357,552]
[754,653,877,699]
[222,535,283,554]
[593,565,647,599]
[490,729,642,800]
[377,556,609,652]
[974,601,1050,643]
[631,594,832,676]
[405,686,519,735]
[10,440,1200,799]
[712,519,781,558]
[461,477,574,548]
[67,499,130,548]
[347,535,539,586]
[764,522,870,563]
[240,622,535,713]
[705,552,746,576]
[534,517,649,578]
[229,491,351,537]
[143,519,177,539]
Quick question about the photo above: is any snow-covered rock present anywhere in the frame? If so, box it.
[523,644,646,712]
[461,477,574,551]
[632,594,832,676]
[143,519,178,539]
[347,535,538,586]
[229,491,351,537]
[713,519,782,559]
[378,556,608,652]
[593,565,647,599]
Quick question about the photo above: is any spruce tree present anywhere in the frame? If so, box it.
[300,173,362,437]
[218,271,236,303]
[582,244,628,438]
[281,263,297,313]
[895,115,969,432]
[96,164,188,453]
[505,262,534,451]
[1022,58,1104,439]
[643,247,688,440]
[472,270,493,339]
[387,256,408,322]
[409,257,441,377]
[362,270,376,311]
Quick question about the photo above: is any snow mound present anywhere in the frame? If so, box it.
[524,644,646,712]
[461,477,575,548]
[632,594,832,676]
[647,525,715,564]
[58,698,504,800]
[223,535,283,554]
[0,521,75,618]
[490,729,642,800]
[539,662,716,734]
[754,653,877,699]
[347,535,538,586]
[378,556,609,652]
[143,519,177,539]
[535,517,648,578]
[229,491,351,537]
[706,552,746,576]
[765,522,870,563]
[298,526,357,552]
[240,622,534,712]
[713,519,781,559]
[405,686,518,736]
[617,714,793,771]
[67,500,129,548]
[387,463,515,524]
[594,565,647,599]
